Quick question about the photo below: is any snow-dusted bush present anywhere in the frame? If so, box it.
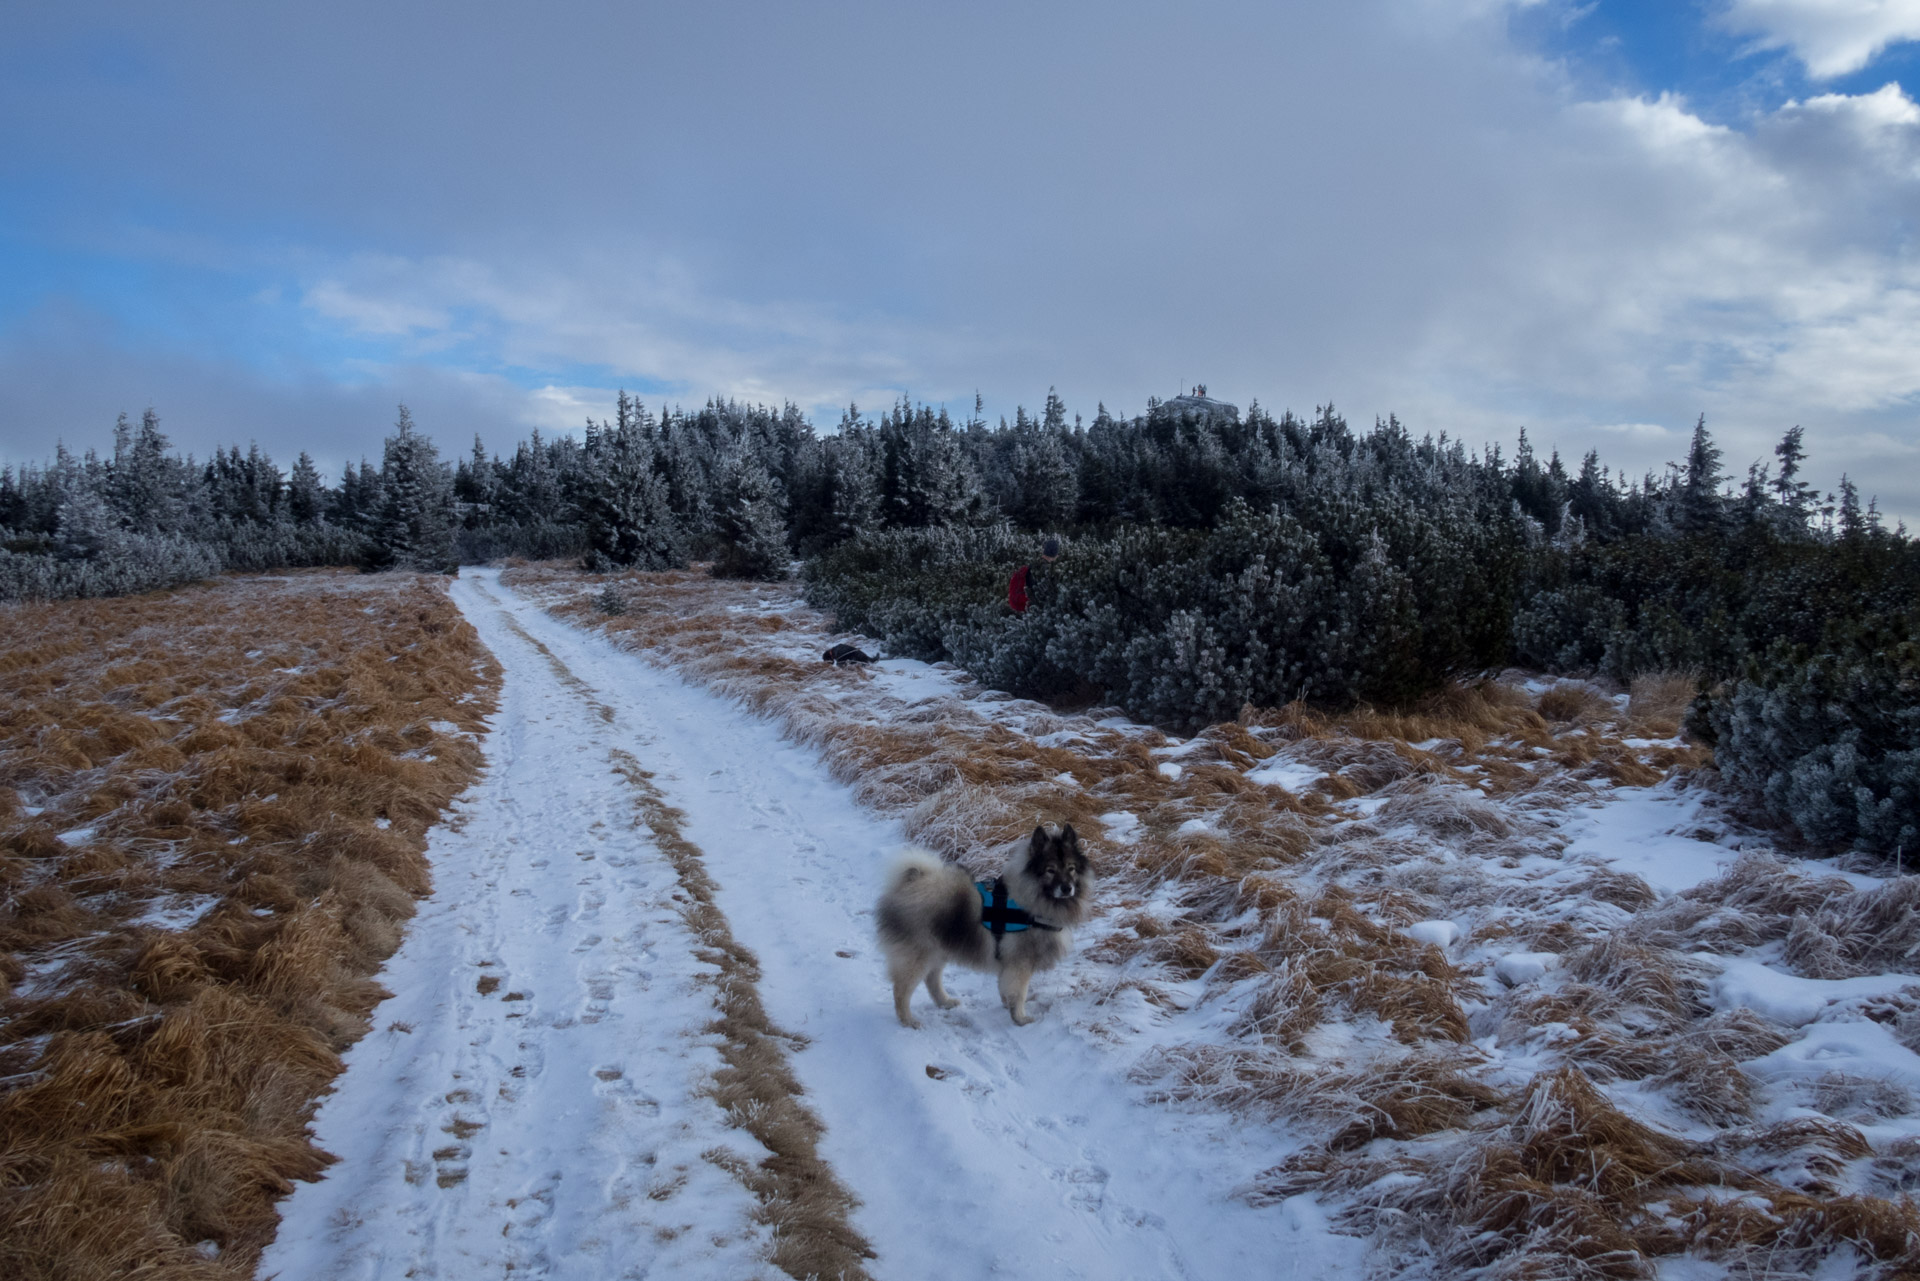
[1514,518,1920,687]
[0,534,224,601]
[455,520,590,564]
[1699,619,1920,857]
[808,495,1521,728]
[0,484,225,601]
[216,519,372,572]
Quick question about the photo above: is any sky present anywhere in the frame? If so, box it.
[2,0,1917,518]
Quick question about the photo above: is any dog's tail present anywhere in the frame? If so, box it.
[882,848,950,895]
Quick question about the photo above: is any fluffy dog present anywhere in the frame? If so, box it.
[875,824,1092,1027]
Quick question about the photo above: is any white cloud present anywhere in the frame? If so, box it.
[8,1,1920,522]
[524,384,618,433]
[302,277,452,337]
[292,250,929,415]
[1719,0,1920,78]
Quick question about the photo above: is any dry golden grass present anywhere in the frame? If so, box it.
[0,571,498,1279]
[1254,1066,1920,1277]
[1535,680,1617,726]
[503,563,1901,1281]
[1627,671,1700,737]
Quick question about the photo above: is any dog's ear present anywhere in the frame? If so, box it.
[1062,824,1089,867]
[1029,824,1049,856]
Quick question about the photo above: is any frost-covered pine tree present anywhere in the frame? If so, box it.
[107,408,190,535]
[287,452,326,525]
[580,408,684,571]
[826,414,882,545]
[366,406,456,572]
[710,448,790,580]
[1009,430,1077,530]
[204,443,283,524]
[1771,426,1816,533]
[453,433,495,522]
[883,403,988,529]
[1678,415,1724,534]
[52,484,118,561]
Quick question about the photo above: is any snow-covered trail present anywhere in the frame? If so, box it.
[267,567,1355,1279]
[261,571,778,1278]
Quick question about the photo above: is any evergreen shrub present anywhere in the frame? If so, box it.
[1513,528,1920,688]
[0,534,224,602]
[807,499,1521,730]
[1696,617,1920,857]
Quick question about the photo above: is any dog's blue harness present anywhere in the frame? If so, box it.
[975,878,1061,957]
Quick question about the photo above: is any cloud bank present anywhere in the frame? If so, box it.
[1,1,1917,517]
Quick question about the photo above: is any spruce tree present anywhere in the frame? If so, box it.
[287,452,326,524]
[367,406,456,572]
[1679,414,1724,533]
[826,422,882,545]
[1010,430,1077,530]
[1837,475,1864,541]
[107,408,189,535]
[580,411,684,570]
[710,449,790,581]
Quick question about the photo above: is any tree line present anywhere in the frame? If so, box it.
[4,391,1913,857]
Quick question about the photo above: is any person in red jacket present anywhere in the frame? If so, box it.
[1008,535,1061,614]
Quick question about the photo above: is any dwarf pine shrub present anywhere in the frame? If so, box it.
[1697,617,1920,857]
[807,497,1521,729]
[0,533,224,601]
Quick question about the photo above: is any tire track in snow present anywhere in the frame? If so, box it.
[263,572,851,1280]
[484,590,875,1278]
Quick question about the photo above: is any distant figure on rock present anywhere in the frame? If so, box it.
[1008,535,1062,615]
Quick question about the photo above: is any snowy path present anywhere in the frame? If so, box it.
[266,567,1355,1280]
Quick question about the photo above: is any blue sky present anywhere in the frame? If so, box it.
[2,1,1918,518]
[1518,0,1920,114]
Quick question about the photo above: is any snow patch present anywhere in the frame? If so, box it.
[1559,780,1734,894]
[134,895,220,932]
[1745,1019,1920,1094]
[1405,920,1462,949]
[1496,952,1564,986]
[1246,757,1324,794]
[1709,955,1920,1028]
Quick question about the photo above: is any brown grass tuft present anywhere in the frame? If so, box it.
[1536,681,1618,726]
[1626,672,1698,736]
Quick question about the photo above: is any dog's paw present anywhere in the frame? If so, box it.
[897,1013,923,1029]
[1010,1010,1037,1026]
[934,994,960,1010]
